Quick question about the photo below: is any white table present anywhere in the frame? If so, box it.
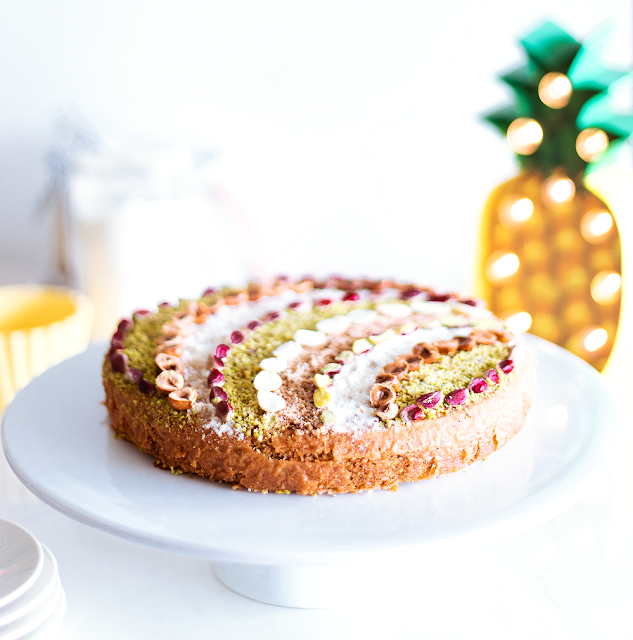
[1,432,631,640]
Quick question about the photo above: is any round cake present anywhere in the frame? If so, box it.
[103,277,536,494]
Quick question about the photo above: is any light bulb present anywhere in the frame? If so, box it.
[538,72,573,109]
[581,209,613,243]
[506,118,543,155]
[576,128,609,162]
[485,251,520,284]
[542,174,575,206]
[499,196,534,228]
[502,311,532,334]
[590,270,621,304]
[582,327,608,352]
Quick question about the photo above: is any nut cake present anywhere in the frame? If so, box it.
[103,277,536,494]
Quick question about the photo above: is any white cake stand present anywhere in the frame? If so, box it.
[2,336,622,608]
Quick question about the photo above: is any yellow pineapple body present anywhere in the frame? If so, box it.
[476,171,621,371]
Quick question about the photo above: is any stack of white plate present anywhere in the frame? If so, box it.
[0,519,65,639]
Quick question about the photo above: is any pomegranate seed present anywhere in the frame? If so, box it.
[109,350,128,373]
[158,301,172,308]
[416,390,442,409]
[400,288,421,300]
[209,386,228,402]
[133,309,152,318]
[216,400,234,421]
[202,287,217,296]
[427,293,452,302]
[276,274,291,282]
[207,368,225,386]
[262,310,283,322]
[110,337,124,353]
[322,363,341,377]
[288,300,311,312]
[246,319,263,331]
[485,368,500,384]
[499,359,514,375]
[138,378,155,395]
[342,291,360,302]
[315,298,332,307]
[445,388,468,406]
[117,318,133,334]
[335,350,354,365]
[112,329,127,343]
[215,344,230,359]
[125,367,144,383]
[458,299,478,307]
[469,378,489,394]
[401,404,423,422]
[230,330,245,344]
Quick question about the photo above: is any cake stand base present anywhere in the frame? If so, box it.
[212,562,375,608]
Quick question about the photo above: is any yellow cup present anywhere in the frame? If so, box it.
[0,285,94,409]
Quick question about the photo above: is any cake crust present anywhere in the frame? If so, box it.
[104,329,536,494]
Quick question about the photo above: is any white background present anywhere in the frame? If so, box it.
[0,0,631,295]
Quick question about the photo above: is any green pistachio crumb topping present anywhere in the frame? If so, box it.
[394,343,511,420]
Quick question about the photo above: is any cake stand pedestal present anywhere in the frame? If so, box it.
[212,562,378,608]
[2,338,622,609]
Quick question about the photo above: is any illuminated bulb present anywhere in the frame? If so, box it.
[576,128,609,162]
[538,72,573,109]
[542,174,575,205]
[503,311,532,334]
[506,118,543,155]
[581,209,613,243]
[590,270,621,304]
[583,327,607,352]
[499,196,534,228]
[485,251,520,283]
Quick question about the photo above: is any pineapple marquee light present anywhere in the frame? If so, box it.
[478,22,633,371]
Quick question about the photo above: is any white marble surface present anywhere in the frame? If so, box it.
[1,426,632,639]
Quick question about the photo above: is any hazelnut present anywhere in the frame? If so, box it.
[189,301,210,324]
[156,370,185,395]
[168,386,197,411]
[375,403,399,420]
[412,343,439,363]
[396,354,422,372]
[382,361,408,380]
[457,335,476,351]
[157,333,183,346]
[435,339,459,355]
[288,279,313,293]
[374,373,400,390]
[224,289,249,305]
[369,383,397,408]
[247,282,268,301]
[155,343,183,357]
[207,297,225,314]
[470,328,497,345]
[162,319,191,337]
[495,328,515,343]
[155,353,185,374]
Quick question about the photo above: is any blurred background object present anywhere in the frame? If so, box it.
[478,21,632,372]
[0,285,93,409]
[55,122,257,338]
[0,1,630,357]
